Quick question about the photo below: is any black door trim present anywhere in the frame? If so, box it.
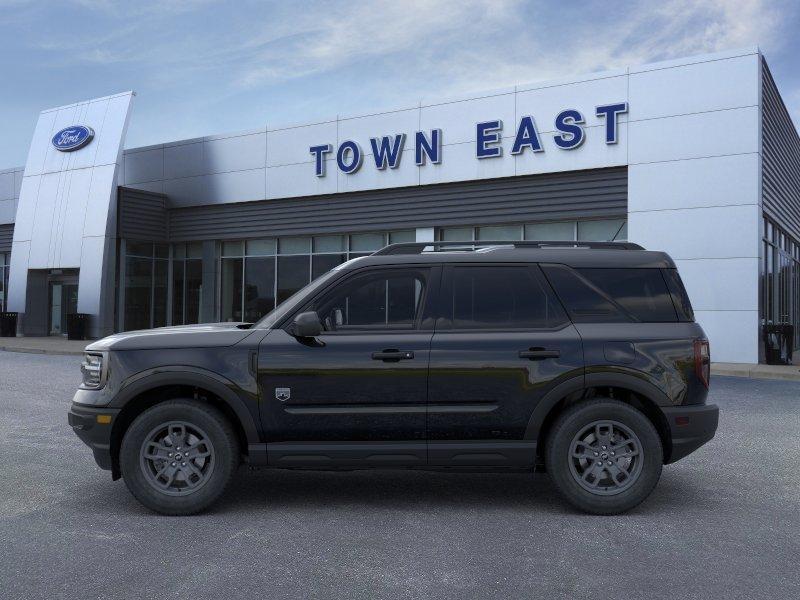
[257,440,536,468]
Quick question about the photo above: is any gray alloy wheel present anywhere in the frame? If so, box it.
[120,399,239,515]
[568,420,643,496]
[139,421,216,497]
[545,398,663,515]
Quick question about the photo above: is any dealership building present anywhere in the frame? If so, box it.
[0,47,798,364]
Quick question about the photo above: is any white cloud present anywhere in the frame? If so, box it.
[232,0,523,88]
[21,0,792,93]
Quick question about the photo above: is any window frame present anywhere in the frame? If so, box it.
[216,230,416,322]
[286,264,440,335]
[121,240,169,331]
[435,263,570,333]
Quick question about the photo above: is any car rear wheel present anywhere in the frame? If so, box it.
[120,400,239,515]
[545,399,663,515]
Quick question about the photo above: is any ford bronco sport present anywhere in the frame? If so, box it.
[69,240,718,515]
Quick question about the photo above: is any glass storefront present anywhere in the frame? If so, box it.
[119,219,629,331]
[762,216,800,352]
[439,218,628,243]
[172,242,203,326]
[219,230,415,323]
[0,252,9,311]
[123,242,169,331]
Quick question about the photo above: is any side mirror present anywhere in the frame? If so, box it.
[289,311,322,338]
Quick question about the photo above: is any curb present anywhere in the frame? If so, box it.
[712,365,800,382]
[0,346,84,356]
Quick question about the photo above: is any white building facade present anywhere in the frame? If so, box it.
[0,48,798,364]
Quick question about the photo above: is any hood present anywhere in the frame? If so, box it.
[85,322,258,352]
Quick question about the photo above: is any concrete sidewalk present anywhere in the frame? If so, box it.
[0,336,89,356]
[712,362,800,382]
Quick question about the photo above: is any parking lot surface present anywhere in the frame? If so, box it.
[0,350,798,600]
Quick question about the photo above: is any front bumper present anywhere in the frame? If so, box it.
[68,403,120,471]
[662,403,719,463]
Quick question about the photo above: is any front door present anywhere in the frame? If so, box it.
[258,265,439,467]
[427,264,584,466]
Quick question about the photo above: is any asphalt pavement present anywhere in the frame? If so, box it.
[0,351,798,600]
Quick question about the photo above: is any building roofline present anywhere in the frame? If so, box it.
[40,90,135,115]
[120,47,762,155]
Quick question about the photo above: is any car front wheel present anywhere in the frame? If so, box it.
[120,400,239,515]
[545,399,663,515]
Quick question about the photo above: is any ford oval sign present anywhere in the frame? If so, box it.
[51,125,95,152]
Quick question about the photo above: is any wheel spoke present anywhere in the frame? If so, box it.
[606,461,628,484]
[611,438,636,452]
[582,464,601,486]
[182,461,204,487]
[143,441,171,461]
[614,448,639,458]
[168,424,187,446]
[155,464,178,488]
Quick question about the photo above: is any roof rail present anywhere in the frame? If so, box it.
[372,240,645,256]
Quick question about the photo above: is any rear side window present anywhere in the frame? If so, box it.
[446,266,567,329]
[542,265,678,323]
[661,268,695,322]
[541,265,627,322]
[577,268,677,322]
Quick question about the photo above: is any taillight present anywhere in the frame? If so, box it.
[694,339,710,388]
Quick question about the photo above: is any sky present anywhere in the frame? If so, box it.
[0,0,798,167]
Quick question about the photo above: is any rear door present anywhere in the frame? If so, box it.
[427,264,583,466]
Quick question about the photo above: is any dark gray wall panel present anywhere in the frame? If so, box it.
[118,187,168,242]
[762,59,800,241]
[0,223,13,252]
[167,167,627,241]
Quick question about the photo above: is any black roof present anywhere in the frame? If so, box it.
[342,241,677,269]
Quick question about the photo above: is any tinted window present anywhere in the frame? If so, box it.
[578,268,677,322]
[662,268,695,322]
[448,266,567,329]
[313,270,427,331]
[543,265,677,323]
[541,265,625,323]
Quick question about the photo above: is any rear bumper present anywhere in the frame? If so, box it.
[68,403,120,471]
[662,403,719,463]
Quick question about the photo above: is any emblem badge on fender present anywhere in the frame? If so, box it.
[275,388,291,402]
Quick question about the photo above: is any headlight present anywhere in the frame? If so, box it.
[80,353,107,389]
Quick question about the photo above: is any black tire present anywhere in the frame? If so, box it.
[120,399,239,515]
[545,399,663,515]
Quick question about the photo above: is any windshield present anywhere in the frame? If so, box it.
[253,268,341,329]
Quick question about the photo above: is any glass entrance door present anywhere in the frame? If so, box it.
[49,283,63,335]
[49,281,78,336]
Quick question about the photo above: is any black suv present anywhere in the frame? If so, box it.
[69,241,718,515]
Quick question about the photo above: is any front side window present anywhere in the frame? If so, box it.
[311,269,428,331]
[446,266,567,329]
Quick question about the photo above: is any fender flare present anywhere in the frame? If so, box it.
[524,371,671,441]
[109,367,261,444]
[524,374,585,441]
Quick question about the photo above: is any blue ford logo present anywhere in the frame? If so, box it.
[51,125,94,152]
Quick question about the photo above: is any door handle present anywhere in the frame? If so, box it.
[372,349,415,362]
[519,348,560,360]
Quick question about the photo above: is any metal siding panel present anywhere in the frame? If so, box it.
[0,223,13,252]
[761,59,800,241]
[166,167,627,241]
[117,187,168,241]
